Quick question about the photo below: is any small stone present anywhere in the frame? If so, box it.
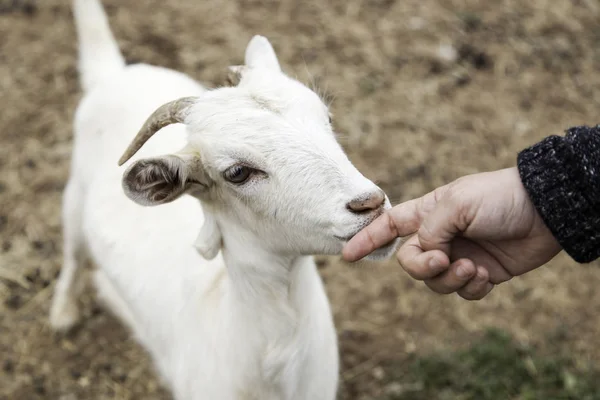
[372,366,385,380]
[385,382,404,395]
[437,43,458,64]
[78,376,90,387]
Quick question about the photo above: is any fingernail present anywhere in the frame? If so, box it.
[429,257,441,271]
[456,264,471,279]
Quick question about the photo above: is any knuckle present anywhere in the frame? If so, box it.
[416,222,436,247]
[400,262,422,280]
[398,256,426,280]
[364,227,377,250]
[452,175,473,189]
[446,189,468,212]
[459,290,485,301]
[424,279,455,295]
[431,185,449,205]
[459,282,492,301]
[458,292,479,301]
[384,211,401,238]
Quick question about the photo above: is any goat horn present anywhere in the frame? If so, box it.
[118,96,198,166]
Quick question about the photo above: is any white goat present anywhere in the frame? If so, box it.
[49,0,400,399]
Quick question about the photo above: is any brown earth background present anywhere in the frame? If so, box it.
[1,0,600,399]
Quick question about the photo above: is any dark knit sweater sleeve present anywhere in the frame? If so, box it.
[517,125,600,263]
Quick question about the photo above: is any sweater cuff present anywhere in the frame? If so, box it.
[517,135,598,263]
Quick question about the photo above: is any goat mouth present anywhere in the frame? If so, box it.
[334,233,357,242]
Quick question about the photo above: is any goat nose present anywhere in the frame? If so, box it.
[346,190,385,213]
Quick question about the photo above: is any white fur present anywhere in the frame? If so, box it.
[50,1,400,399]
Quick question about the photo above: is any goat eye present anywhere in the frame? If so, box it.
[328,115,333,124]
[224,165,252,184]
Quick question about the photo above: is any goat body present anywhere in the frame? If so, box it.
[51,1,399,399]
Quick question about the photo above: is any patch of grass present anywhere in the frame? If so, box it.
[379,329,600,400]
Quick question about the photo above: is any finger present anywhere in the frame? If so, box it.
[423,258,477,295]
[457,266,493,300]
[396,235,451,280]
[342,199,423,262]
[450,238,514,284]
[417,192,470,256]
[459,282,495,301]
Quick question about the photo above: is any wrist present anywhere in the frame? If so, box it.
[517,134,599,263]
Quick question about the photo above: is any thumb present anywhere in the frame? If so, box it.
[417,193,470,256]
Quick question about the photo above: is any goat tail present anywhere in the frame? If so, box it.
[73,0,125,92]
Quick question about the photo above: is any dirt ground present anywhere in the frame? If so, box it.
[1,0,600,399]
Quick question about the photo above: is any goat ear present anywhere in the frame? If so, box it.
[244,35,281,71]
[194,211,222,260]
[122,155,202,206]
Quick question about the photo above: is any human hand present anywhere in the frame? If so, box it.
[342,167,562,300]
